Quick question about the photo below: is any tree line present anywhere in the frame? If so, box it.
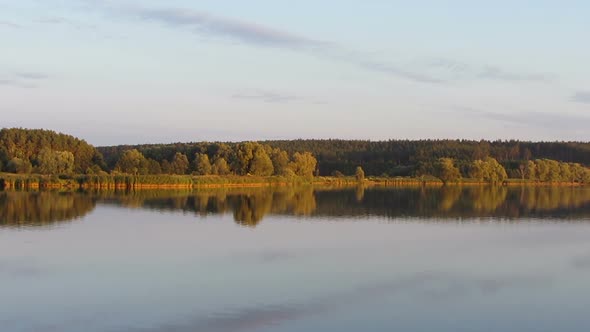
[110,142,317,177]
[3,128,590,184]
[0,129,317,178]
[0,128,104,174]
[428,157,590,184]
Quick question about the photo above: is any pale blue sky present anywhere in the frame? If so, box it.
[1,0,589,145]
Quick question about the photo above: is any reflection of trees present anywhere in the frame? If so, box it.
[290,186,317,216]
[0,192,96,227]
[232,193,274,227]
[355,185,365,202]
[98,186,590,222]
[438,186,462,212]
[518,187,590,213]
[15,185,587,228]
[469,186,508,212]
[97,186,318,227]
[311,186,590,220]
[231,187,317,226]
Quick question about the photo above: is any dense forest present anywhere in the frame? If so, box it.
[0,128,105,174]
[2,128,590,184]
[97,138,590,183]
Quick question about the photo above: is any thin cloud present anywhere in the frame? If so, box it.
[37,17,69,24]
[0,79,36,89]
[0,71,49,88]
[429,59,553,82]
[572,91,590,104]
[478,65,553,82]
[0,21,21,28]
[357,59,445,84]
[455,106,590,131]
[232,90,322,104]
[129,7,326,50]
[36,16,97,30]
[15,72,50,80]
[86,2,442,84]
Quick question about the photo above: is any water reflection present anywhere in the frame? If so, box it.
[3,186,590,227]
[0,191,96,227]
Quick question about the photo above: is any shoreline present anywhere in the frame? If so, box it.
[0,173,586,191]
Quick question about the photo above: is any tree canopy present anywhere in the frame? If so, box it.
[3,128,590,184]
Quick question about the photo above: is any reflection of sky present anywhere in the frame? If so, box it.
[2,206,590,331]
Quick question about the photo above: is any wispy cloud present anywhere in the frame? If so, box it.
[455,106,590,131]
[478,65,553,82]
[0,79,36,89]
[356,58,445,84]
[572,91,590,104]
[128,7,326,50]
[75,2,555,86]
[232,90,324,104]
[430,59,553,82]
[36,16,96,30]
[0,71,49,89]
[0,20,21,29]
[15,72,50,80]
[85,2,442,84]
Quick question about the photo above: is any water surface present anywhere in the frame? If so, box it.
[2,186,590,332]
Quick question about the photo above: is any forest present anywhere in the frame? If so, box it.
[2,128,590,185]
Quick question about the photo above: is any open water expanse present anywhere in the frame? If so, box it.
[2,186,590,332]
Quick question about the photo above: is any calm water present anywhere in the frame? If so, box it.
[2,186,590,332]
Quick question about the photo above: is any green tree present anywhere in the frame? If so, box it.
[525,160,536,180]
[469,157,506,184]
[289,152,317,177]
[115,149,148,175]
[37,148,75,175]
[270,148,290,176]
[234,142,256,175]
[194,153,212,175]
[212,157,231,175]
[355,166,365,182]
[560,163,573,183]
[169,152,189,175]
[6,157,32,174]
[0,128,102,172]
[250,148,274,176]
[435,158,461,184]
[146,158,162,174]
[161,160,172,174]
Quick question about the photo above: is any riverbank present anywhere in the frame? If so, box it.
[0,173,586,191]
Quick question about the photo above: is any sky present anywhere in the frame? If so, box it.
[1,0,589,146]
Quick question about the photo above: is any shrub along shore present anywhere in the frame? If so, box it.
[0,173,586,191]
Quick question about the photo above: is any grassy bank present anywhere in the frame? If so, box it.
[0,173,313,190]
[1,173,587,191]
